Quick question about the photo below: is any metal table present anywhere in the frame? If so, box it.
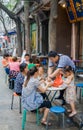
[47,85,67,102]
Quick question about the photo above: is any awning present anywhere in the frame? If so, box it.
[8,30,16,35]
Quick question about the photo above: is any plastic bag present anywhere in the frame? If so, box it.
[53,74,63,87]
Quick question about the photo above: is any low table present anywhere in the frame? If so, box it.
[47,85,67,102]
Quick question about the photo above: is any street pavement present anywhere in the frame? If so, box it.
[0,56,82,130]
[0,57,22,130]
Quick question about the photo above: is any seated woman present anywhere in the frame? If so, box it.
[22,66,52,125]
[9,56,20,79]
[2,53,11,75]
[14,63,28,96]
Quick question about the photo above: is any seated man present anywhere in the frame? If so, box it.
[22,53,30,65]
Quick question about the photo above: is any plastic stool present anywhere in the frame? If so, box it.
[22,108,40,130]
[11,92,22,113]
[75,69,83,73]
[76,83,83,103]
[46,106,65,130]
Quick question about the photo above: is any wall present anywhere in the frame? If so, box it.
[42,20,48,55]
[56,6,71,56]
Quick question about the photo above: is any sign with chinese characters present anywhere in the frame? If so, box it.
[66,0,83,23]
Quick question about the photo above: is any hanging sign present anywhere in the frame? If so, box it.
[66,0,83,23]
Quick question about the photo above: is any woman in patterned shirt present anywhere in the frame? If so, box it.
[14,63,28,95]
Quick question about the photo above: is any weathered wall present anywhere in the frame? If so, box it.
[56,6,71,56]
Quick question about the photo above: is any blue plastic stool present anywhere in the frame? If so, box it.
[46,106,65,130]
[76,83,83,103]
[22,108,40,130]
[75,69,83,73]
[75,69,83,79]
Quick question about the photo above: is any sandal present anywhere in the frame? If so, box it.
[69,111,77,117]
[41,120,51,126]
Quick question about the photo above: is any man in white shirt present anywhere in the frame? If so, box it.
[23,53,30,65]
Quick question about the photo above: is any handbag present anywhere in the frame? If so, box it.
[53,74,63,87]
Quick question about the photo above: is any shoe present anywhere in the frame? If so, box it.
[41,121,51,126]
[41,119,52,126]
[69,111,77,117]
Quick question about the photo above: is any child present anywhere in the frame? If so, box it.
[9,56,20,78]
[28,58,36,70]
[63,66,77,117]
[22,66,52,125]
[34,58,41,67]
[38,66,46,80]
[38,66,48,100]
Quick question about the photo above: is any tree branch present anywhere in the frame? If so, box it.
[0,2,17,21]
[0,15,3,22]
[0,19,8,34]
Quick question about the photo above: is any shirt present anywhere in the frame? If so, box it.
[9,62,20,71]
[22,59,29,65]
[14,72,25,94]
[22,77,43,111]
[2,57,12,67]
[28,63,36,70]
[2,59,8,67]
[49,54,75,70]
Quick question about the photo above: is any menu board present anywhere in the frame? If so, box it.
[66,0,83,23]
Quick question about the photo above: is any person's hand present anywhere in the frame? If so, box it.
[46,82,53,87]
[46,77,52,82]
[63,80,66,84]
[60,70,64,75]
[40,79,45,84]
